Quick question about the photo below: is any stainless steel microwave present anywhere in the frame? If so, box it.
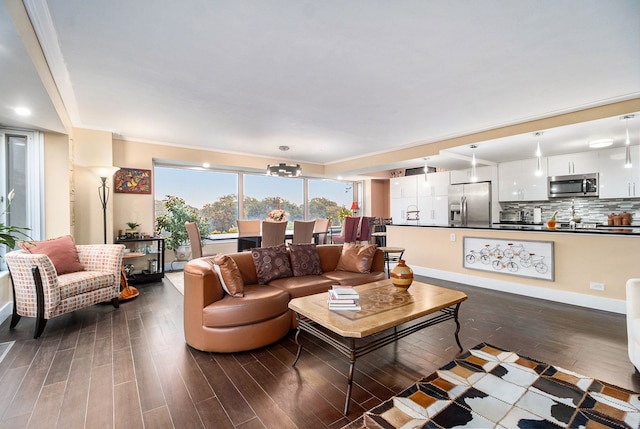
[548,173,598,198]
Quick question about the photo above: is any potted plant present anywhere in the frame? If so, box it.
[126,221,140,238]
[155,195,210,260]
[0,190,31,254]
[337,206,353,223]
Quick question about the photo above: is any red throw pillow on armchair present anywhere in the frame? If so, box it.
[19,235,85,275]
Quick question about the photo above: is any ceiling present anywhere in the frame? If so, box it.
[1,0,639,176]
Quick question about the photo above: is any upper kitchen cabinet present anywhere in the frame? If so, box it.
[547,152,599,176]
[450,165,495,184]
[418,171,450,197]
[498,158,549,202]
[390,175,418,199]
[598,146,640,199]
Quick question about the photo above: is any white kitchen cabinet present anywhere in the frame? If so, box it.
[420,171,450,196]
[598,146,640,198]
[417,195,449,225]
[547,151,599,176]
[498,158,549,202]
[390,175,418,199]
[450,165,494,184]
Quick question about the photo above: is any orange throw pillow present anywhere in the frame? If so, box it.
[213,254,244,297]
[336,243,377,273]
[20,235,84,275]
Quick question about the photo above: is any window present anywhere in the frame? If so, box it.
[243,174,304,221]
[0,129,44,267]
[308,179,354,226]
[153,164,357,235]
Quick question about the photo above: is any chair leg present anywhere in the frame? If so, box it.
[34,317,47,339]
[111,297,120,308]
[10,311,21,329]
[8,270,21,329]
[32,266,47,339]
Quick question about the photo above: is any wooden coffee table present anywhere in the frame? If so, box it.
[288,279,467,415]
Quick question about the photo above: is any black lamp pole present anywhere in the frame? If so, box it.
[98,176,109,244]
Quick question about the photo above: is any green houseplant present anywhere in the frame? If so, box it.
[155,195,210,257]
[0,190,31,254]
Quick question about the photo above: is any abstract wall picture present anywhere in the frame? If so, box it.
[114,168,151,194]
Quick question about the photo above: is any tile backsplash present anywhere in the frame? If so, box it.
[501,198,640,224]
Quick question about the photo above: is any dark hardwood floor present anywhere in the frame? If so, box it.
[0,275,637,428]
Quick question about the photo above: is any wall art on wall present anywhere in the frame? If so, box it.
[463,236,554,281]
[114,168,151,194]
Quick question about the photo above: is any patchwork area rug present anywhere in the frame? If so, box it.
[164,271,184,295]
[343,342,639,429]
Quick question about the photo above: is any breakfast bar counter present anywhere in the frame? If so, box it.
[385,223,640,314]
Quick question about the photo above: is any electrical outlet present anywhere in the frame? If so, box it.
[450,233,456,242]
[590,282,605,291]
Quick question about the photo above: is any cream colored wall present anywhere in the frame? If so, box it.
[387,225,639,311]
[73,128,117,244]
[44,132,72,238]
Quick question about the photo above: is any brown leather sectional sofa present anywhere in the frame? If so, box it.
[184,244,386,352]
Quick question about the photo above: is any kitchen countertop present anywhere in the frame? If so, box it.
[391,222,640,235]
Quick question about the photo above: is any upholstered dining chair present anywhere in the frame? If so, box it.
[332,216,359,244]
[237,219,261,251]
[313,218,331,244]
[292,220,316,244]
[5,241,124,338]
[185,221,215,259]
[261,221,287,247]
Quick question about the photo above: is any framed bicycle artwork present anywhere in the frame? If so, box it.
[463,236,554,281]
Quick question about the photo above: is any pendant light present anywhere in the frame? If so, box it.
[623,115,634,169]
[267,145,302,177]
[423,157,429,187]
[470,145,478,182]
[534,131,543,176]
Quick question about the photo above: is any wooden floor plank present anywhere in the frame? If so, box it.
[0,275,637,428]
[85,364,113,429]
[114,380,144,429]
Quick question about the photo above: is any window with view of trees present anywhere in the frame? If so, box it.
[154,165,357,236]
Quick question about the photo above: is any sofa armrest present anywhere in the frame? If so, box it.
[184,257,226,307]
[5,250,61,317]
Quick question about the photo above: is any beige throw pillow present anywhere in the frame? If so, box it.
[335,243,377,273]
[213,254,244,297]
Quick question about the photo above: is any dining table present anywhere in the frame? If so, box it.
[237,231,321,252]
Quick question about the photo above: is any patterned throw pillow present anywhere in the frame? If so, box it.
[289,243,323,277]
[251,244,293,284]
[19,235,85,275]
[213,254,244,297]
[336,243,377,273]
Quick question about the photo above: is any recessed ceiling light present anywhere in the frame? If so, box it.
[202,163,210,168]
[588,138,613,148]
[14,107,32,117]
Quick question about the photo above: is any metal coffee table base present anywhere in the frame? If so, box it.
[291,303,463,415]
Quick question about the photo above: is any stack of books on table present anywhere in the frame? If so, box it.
[328,286,361,311]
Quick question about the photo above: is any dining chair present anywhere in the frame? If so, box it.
[185,221,215,259]
[313,218,331,244]
[332,216,359,244]
[292,220,316,244]
[357,216,376,244]
[237,219,261,251]
[261,221,287,247]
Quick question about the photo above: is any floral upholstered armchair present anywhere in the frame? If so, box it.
[5,238,125,338]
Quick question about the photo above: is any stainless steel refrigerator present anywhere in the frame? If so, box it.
[448,182,491,227]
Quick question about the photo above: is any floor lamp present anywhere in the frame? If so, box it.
[90,166,119,244]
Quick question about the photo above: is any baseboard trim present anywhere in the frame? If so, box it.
[412,266,626,315]
[0,301,13,325]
